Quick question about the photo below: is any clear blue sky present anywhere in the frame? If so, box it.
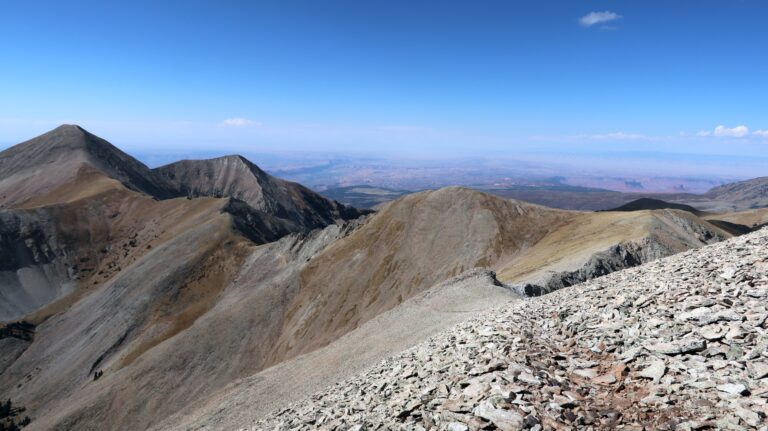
[1,0,767,163]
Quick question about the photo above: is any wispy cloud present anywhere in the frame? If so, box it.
[579,11,622,28]
[221,117,260,127]
[753,130,768,138]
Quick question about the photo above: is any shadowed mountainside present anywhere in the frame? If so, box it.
[154,156,366,229]
[606,197,706,216]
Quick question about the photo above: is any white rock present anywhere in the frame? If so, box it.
[447,422,469,431]
[474,401,524,431]
[638,360,666,382]
[716,383,748,396]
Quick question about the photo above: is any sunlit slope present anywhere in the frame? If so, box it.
[497,209,731,284]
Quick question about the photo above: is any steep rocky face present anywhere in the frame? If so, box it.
[513,235,699,296]
[0,125,171,208]
[154,156,367,230]
[0,210,76,320]
[251,228,768,431]
[8,220,368,431]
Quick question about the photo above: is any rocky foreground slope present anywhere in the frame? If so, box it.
[252,228,768,431]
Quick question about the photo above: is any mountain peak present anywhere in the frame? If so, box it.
[153,155,365,229]
[52,123,85,132]
[0,126,171,206]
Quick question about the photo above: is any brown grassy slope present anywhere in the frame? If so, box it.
[703,207,768,228]
[266,186,571,363]
[497,209,732,283]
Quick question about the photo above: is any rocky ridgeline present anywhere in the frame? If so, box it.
[252,228,768,431]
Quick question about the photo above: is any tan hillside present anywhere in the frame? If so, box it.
[267,186,571,363]
[497,209,732,288]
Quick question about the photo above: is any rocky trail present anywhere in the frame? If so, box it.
[252,228,768,431]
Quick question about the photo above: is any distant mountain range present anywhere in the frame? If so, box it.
[324,178,768,212]
[0,125,766,430]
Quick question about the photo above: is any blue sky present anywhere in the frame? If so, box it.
[1,0,767,168]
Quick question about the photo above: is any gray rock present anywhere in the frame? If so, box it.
[749,362,768,380]
[646,339,706,355]
[473,401,524,431]
[638,359,666,381]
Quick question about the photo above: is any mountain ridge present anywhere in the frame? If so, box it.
[0,125,765,430]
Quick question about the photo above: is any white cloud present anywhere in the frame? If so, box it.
[695,130,711,137]
[579,11,622,27]
[713,125,749,137]
[221,117,260,127]
[753,130,768,138]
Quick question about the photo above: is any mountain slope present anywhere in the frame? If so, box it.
[154,156,366,229]
[154,269,518,431]
[0,125,369,320]
[499,209,731,294]
[0,125,170,208]
[706,176,768,210]
[246,227,768,431]
[267,187,571,363]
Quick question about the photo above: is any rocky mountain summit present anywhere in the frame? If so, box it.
[154,155,365,230]
[254,228,768,431]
